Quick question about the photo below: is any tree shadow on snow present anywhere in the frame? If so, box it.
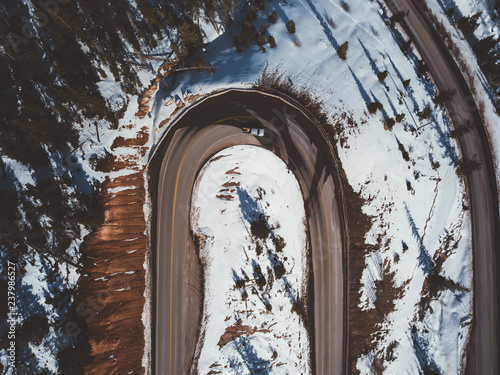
[230,336,272,374]
[387,55,420,112]
[348,66,372,108]
[357,38,381,75]
[384,90,398,117]
[236,186,264,224]
[409,323,442,375]
[429,114,459,165]
[282,276,298,304]
[301,0,340,50]
[403,203,434,275]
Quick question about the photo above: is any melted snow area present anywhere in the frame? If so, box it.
[190,145,310,374]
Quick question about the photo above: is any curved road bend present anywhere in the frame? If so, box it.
[149,90,346,375]
[386,0,500,373]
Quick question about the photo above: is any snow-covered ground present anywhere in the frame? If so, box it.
[190,145,311,374]
[149,0,473,372]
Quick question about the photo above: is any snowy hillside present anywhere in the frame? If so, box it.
[149,0,473,373]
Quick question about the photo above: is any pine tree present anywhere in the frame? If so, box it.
[400,40,412,55]
[390,11,407,26]
[395,113,406,122]
[286,19,296,34]
[480,51,500,75]
[456,12,482,37]
[445,7,456,19]
[136,0,164,37]
[417,105,433,120]
[242,19,250,38]
[0,190,20,239]
[456,158,481,175]
[433,88,457,106]
[176,23,205,60]
[267,35,276,48]
[337,41,349,60]
[378,70,389,81]
[417,61,429,75]
[385,118,396,130]
[247,6,257,22]
[268,10,278,23]
[473,35,498,60]
[450,121,474,138]
[368,101,383,114]
[257,33,266,45]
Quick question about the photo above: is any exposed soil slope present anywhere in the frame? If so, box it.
[77,129,149,375]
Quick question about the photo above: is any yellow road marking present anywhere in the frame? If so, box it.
[169,136,197,374]
[169,118,251,371]
[210,115,254,125]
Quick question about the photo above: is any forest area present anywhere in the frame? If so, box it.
[0,0,233,373]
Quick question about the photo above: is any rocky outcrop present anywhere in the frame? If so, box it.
[135,80,160,119]
[135,59,179,119]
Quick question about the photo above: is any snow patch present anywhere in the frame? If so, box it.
[191,145,311,374]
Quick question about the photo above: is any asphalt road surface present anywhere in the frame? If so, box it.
[386,0,500,373]
[149,89,346,374]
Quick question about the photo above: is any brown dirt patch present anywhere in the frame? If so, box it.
[216,194,233,200]
[76,129,150,375]
[135,79,160,119]
[111,129,149,149]
[225,167,241,175]
[217,324,270,348]
[221,181,240,188]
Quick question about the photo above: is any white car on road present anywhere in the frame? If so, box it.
[243,127,264,137]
